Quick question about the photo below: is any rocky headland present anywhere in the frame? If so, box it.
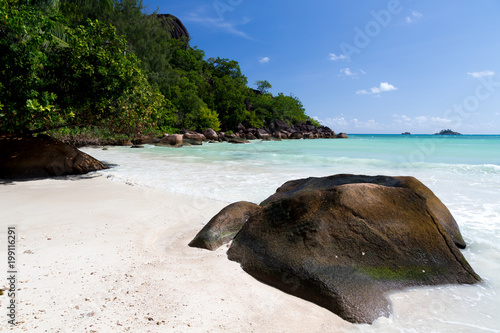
[155,120,347,148]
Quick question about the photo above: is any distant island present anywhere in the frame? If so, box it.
[434,129,462,135]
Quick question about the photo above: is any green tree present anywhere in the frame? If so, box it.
[97,1,174,87]
[207,57,247,85]
[204,58,249,129]
[0,2,63,132]
[272,93,308,124]
[0,3,164,135]
[255,80,272,94]
[183,105,220,132]
[24,0,115,19]
[209,76,249,130]
[247,94,273,128]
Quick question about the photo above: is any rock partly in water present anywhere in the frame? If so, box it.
[0,132,108,179]
[189,201,261,251]
[202,128,218,141]
[223,174,480,324]
[156,134,183,147]
[183,132,205,146]
[229,137,250,144]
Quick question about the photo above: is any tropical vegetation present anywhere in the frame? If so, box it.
[0,0,319,142]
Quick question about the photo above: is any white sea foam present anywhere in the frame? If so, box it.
[81,135,500,332]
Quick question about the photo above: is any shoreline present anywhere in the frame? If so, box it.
[0,175,349,332]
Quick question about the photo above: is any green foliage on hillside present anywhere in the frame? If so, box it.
[0,0,169,135]
[0,0,319,138]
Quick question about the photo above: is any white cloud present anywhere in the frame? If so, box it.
[416,116,451,125]
[352,118,379,129]
[393,114,452,127]
[379,82,398,92]
[406,10,423,24]
[341,68,355,76]
[412,10,423,18]
[356,82,398,95]
[258,56,270,64]
[393,114,412,123]
[330,53,347,61]
[322,117,348,127]
[184,11,253,40]
[467,70,495,78]
[320,116,379,130]
[339,68,365,78]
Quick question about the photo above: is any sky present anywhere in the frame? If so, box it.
[145,0,500,134]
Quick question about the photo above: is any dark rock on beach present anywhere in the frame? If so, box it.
[189,201,261,251]
[0,132,108,179]
[194,174,480,324]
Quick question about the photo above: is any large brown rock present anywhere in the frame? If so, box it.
[202,128,218,141]
[189,201,261,251]
[256,129,271,140]
[183,132,205,141]
[183,132,205,145]
[273,119,289,131]
[227,174,480,324]
[157,134,183,147]
[0,132,108,179]
[260,174,466,249]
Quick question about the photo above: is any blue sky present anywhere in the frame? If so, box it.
[146,0,500,134]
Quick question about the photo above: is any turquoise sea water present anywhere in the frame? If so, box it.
[82,134,500,332]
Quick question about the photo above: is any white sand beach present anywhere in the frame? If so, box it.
[0,175,349,332]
